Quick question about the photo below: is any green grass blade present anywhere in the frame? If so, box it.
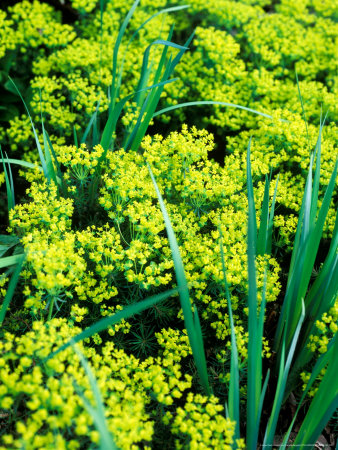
[169,30,195,72]
[219,226,240,441]
[275,145,337,354]
[128,40,189,152]
[71,344,118,450]
[39,90,57,186]
[254,265,269,446]
[127,31,195,152]
[47,287,179,360]
[257,174,270,256]
[110,0,140,111]
[285,159,337,348]
[293,334,338,447]
[266,175,279,255]
[81,100,100,144]
[153,101,287,121]
[310,113,323,224]
[279,157,314,332]
[133,26,174,109]
[74,126,79,148]
[298,159,337,294]
[0,254,24,326]
[300,154,314,250]
[246,137,262,449]
[0,235,19,258]
[124,72,174,151]
[246,137,257,291]
[192,305,206,362]
[281,337,335,449]
[306,218,338,315]
[1,149,15,211]
[100,76,176,153]
[0,254,24,269]
[2,158,62,187]
[130,5,189,45]
[42,122,57,186]
[128,62,173,152]
[1,158,42,170]
[147,162,211,395]
[44,131,65,193]
[258,369,270,429]
[295,71,310,149]
[117,6,189,100]
[8,76,48,180]
[135,37,187,102]
[263,300,305,446]
[289,252,337,376]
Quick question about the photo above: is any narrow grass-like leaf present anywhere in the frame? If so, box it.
[44,131,65,194]
[309,112,323,224]
[42,122,57,186]
[281,337,335,448]
[74,126,79,149]
[81,100,101,144]
[1,149,15,211]
[135,39,187,102]
[219,226,240,441]
[47,287,179,360]
[153,101,289,121]
[259,369,270,420]
[128,31,195,152]
[285,159,337,350]
[0,235,19,258]
[110,0,140,112]
[297,158,337,293]
[297,213,337,341]
[288,250,337,383]
[148,162,211,395]
[263,300,305,446]
[1,158,40,170]
[100,77,176,153]
[310,110,328,221]
[306,213,338,317]
[128,38,190,152]
[246,137,262,449]
[124,49,174,151]
[129,5,189,48]
[98,0,141,153]
[8,76,48,179]
[275,127,337,356]
[0,254,24,326]
[131,25,174,123]
[257,174,270,256]
[292,334,338,447]
[2,158,62,187]
[254,265,270,447]
[72,344,117,450]
[39,90,57,186]
[0,254,24,269]
[302,154,314,243]
[266,175,279,256]
[116,6,189,100]
[295,71,310,148]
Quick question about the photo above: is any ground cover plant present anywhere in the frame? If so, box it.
[0,0,337,448]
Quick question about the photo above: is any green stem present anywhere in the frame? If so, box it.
[48,296,55,321]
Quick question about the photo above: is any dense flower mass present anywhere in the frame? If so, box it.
[0,0,337,448]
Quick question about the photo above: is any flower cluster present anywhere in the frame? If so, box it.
[0,319,154,449]
[307,301,338,354]
[0,0,337,446]
[164,393,239,449]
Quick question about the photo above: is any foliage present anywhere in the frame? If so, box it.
[0,0,337,448]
